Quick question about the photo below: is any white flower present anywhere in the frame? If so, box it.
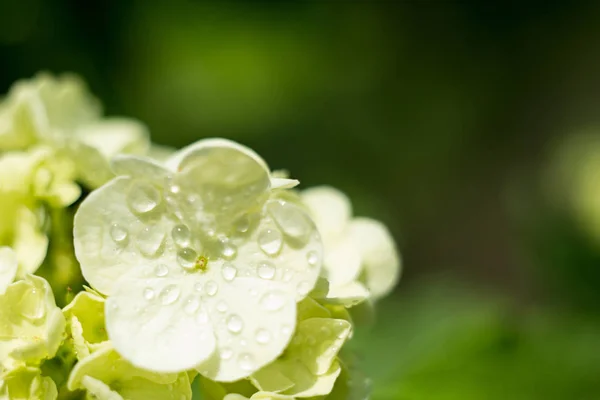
[0,72,149,188]
[73,139,323,381]
[301,186,401,304]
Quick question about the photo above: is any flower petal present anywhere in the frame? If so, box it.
[104,265,216,373]
[75,118,149,159]
[322,236,362,288]
[171,139,271,234]
[301,186,352,244]
[1,366,58,400]
[0,246,18,294]
[111,155,170,181]
[232,199,323,302]
[68,345,192,399]
[74,176,175,295]
[197,276,296,382]
[290,318,352,375]
[271,178,299,190]
[324,281,369,307]
[166,138,269,173]
[13,206,48,275]
[0,275,65,369]
[347,218,401,299]
[80,376,123,400]
[63,291,108,359]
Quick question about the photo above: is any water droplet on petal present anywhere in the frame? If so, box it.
[297,281,311,296]
[194,282,203,292]
[184,296,200,314]
[219,239,237,260]
[159,285,180,305]
[282,325,292,335]
[238,353,255,371]
[137,226,165,257]
[255,329,271,344]
[258,228,282,256]
[143,287,155,300]
[227,314,244,333]
[177,248,197,270]
[216,301,228,313]
[110,223,128,244]
[259,291,286,311]
[306,250,320,267]
[172,225,191,247]
[221,347,233,360]
[205,280,218,296]
[18,287,45,320]
[267,201,312,245]
[320,326,332,336]
[257,261,275,280]
[235,215,250,233]
[222,263,237,281]
[155,264,169,277]
[128,182,161,214]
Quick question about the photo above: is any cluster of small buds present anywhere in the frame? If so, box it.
[0,73,400,400]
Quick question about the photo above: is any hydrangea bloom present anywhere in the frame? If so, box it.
[250,297,352,397]
[0,72,149,188]
[301,186,401,305]
[0,365,58,399]
[0,146,80,276]
[0,275,65,374]
[73,139,323,381]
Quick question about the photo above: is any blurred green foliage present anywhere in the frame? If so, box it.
[2,1,600,398]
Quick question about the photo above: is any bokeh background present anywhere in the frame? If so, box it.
[2,1,600,398]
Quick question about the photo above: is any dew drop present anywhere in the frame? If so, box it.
[281,325,292,335]
[255,329,271,344]
[110,223,128,244]
[306,251,320,267]
[238,353,255,371]
[216,301,228,313]
[227,314,244,333]
[257,261,275,280]
[220,239,237,260]
[184,296,200,314]
[172,225,191,247]
[259,291,286,311]
[222,263,237,281]
[143,287,155,300]
[159,285,180,305]
[194,282,203,292]
[267,201,312,244]
[235,215,250,233]
[221,347,233,360]
[258,228,283,256]
[128,182,161,214]
[137,226,165,257]
[154,264,169,277]
[297,281,311,296]
[18,288,45,320]
[320,326,332,336]
[177,248,197,270]
[205,280,218,296]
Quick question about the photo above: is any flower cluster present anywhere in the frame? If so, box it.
[0,73,401,399]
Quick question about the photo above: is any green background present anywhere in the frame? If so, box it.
[2,1,600,398]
